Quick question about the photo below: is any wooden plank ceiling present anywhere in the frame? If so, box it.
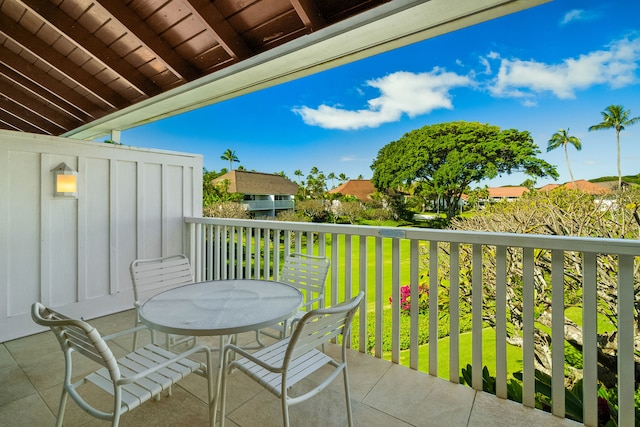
[0,0,388,136]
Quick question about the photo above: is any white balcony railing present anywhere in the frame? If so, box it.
[185,216,640,426]
[241,199,295,211]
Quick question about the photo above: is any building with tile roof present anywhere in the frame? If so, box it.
[329,179,377,202]
[213,170,298,217]
[539,180,610,195]
[487,186,529,200]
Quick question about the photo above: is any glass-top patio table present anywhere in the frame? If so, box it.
[138,279,302,336]
[138,279,303,425]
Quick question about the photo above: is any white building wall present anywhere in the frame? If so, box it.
[0,130,202,342]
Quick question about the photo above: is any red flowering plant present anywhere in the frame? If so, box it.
[389,284,429,315]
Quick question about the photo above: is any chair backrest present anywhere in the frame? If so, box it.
[279,253,330,310]
[287,292,364,362]
[130,254,193,303]
[31,302,120,381]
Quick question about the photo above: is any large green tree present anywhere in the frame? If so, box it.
[370,121,558,219]
[588,105,640,189]
[547,128,581,188]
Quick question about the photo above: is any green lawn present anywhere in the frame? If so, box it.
[396,328,524,379]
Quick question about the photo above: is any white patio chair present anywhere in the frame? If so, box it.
[31,302,213,427]
[219,291,364,427]
[258,252,330,343]
[130,254,196,349]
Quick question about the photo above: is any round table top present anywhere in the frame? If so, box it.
[138,279,303,336]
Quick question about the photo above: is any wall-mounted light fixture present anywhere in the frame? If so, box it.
[52,163,78,198]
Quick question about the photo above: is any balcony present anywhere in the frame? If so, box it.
[1,216,636,426]
[242,199,295,212]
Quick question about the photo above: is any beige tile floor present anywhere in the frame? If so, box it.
[1,309,581,426]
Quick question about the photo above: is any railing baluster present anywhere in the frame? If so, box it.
[429,240,438,376]
[229,226,236,279]
[254,228,261,279]
[391,238,400,364]
[522,247,535,408]
[245,227,252,279]
[410,239,419,370]
[472,243,483,390]
[331,233,339,308]
[195,222,203,282]
[236,226,244,279]
[221,226,228,280]
[273,229,281,281]
[617,254,635,427]
[375,236,384,359]
[213,225,221,280]
[495,245,507,397]
[450,242,460,384]
[359,235,368,353]
[345,235,353,303]
[551,249,565,417]
[263,228,270,279]
[582,252,598,426]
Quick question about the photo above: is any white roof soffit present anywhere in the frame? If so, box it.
[64,0,549,141]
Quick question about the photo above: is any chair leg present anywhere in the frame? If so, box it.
[55,388,68,427]
[218,343,233,427]
[342,366,353,427]
[282,395,291,427]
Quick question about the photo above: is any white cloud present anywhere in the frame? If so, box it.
[292,69,471,130]
[560,9,599,25]
[488,36,640,101]
[479,56,492,75]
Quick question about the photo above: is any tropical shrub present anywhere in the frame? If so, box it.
[389,284,429,314]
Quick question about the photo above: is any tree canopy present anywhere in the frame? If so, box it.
[370,121,558,219]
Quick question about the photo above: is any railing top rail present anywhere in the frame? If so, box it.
[185,216,640,256]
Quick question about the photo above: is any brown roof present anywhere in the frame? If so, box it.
[559,180,611,194]
[539,180,610,195]
[213,170,298,195]
[329,180,376,202]
[538,183,560,192]
[488,186,529,198]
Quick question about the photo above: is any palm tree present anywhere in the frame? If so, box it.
[327,172,337,189]
[294,169,303,183]
[220,149,240,171]
[547,128,582,188]
[338,173,349,183]
[588,105,640,189]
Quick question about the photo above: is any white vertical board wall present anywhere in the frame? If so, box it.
[0,130,203,342]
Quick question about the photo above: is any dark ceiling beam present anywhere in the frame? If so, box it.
[18,0,158,98]
[0,116,22,132]
[290,0,325,31]
[0,13,127,110]
[0,105,55,134]
[95,0,200,83]
[0,77,75,131]
[184,0,253,61]
[0,45,96,121]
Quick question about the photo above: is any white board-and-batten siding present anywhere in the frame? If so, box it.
[0,130,202,342]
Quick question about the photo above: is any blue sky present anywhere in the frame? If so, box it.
[123,0,640,188]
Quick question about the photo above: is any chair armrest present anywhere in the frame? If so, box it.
[301,296,323,309]
[116,344,212,385]
[224,342,285,373]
